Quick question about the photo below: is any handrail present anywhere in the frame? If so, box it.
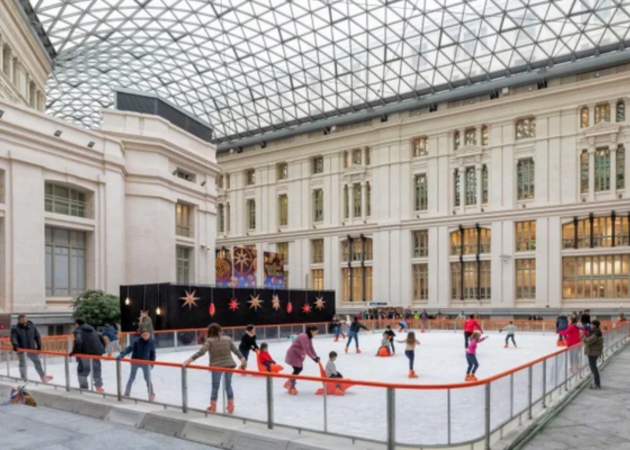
[0,324,623,391]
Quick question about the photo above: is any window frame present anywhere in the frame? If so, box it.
[313,188,324,223]
[517,157,535,200]
[176,202,193,237]
[45,227,87,297]
[278,194,288,227]
[45,183,88,218]
[414,173,428,211]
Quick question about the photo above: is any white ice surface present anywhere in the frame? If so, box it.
[22,330,566,446]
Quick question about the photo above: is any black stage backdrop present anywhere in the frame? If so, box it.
[119,283,336,332]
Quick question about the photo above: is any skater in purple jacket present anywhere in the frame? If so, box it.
[284,326,320,395]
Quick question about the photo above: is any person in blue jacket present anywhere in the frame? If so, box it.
[117,330,156,401]
[556,313,569,346]
[102,324,120,356]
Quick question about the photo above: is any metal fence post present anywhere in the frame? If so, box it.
[323,376,328,433]
[116,359,122,401]
[6,350,11,377]
[89,359,95,391]
[564,350,569,392]
[174,331,178,350]
[484,383,491,450]
[181,366,188,413]
[266,375,274,429]
[67,337,72,354]
[447,388,451,445]
[528,366,533,420]
[542,360,547,409]
[386,387,396,450]
[64,355,70,392]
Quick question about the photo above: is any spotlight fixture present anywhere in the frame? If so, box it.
[156,306,162,316]
[261,141,267,149]
[201,181,206,186]
[429,103,438,113]
[125,297,130,305]
[0,109,4,118]
[380,114,388,123]
[54,130,62,137]
[87,141,95,148]
[323,127,331,135]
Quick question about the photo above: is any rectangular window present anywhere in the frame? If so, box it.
[617,101,626,122]
[312,156,324,174]
[311,239,324,264]
[217,174,230,189]
[412,264,429,301]
[343,151,350,168]
[515,221,536,252]
[343,185,349,219]
[45,183,87,218]
[176,246,191,284]
[414,174,428,211]
[515,117,536,139]
[464,128,476,145]
[246,169,256,185]
[595,148,611,192]
[516,259,536,299]
[278,194,288,227]
[412,230,429,257]
[352,149,362,165]
[277,163,288,180]
[353,184,361,218]
[615,216,630,247]
[225,203,231,233]
[341,267,373,301]
[595,103,610,123]
[482,164,488,204]
[366,182,371,216]
[465,166,477,205]
[617,145,625,190]
[580,150,589,194]
[592,216,613,248]
[313,189,324,223]
[45,227,86,297]
[175,168,195,182]
[218,204,225,233]
[312,269,324,290]
[454,169,461,207]
[246,199,256,230]
[451,263,461,299]
[412,137,428,157]
[563,255,629,299]
[176,202,192,237]
[277,242,289,264]
[481,125,489,146]
[517,158,535,200]
[450,261,491,300]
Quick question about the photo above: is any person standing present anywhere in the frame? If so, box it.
[463,314,483,349]
[580,309,592,333]
[556,313,569,346]
[581,320,603,389]
[11,315,53,383]
[183,323,246,414]
[559,316,585,372]
[345,316,368,353]
[420,309,428,333]
[117,330,156,401]
[70,318,106,392]
[284,325,320,395]
[138,311,154,339]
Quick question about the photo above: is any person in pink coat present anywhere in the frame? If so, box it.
[284,325,320,395]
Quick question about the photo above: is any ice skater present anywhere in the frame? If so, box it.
[397,332,420,379]
[384,325,396,354]
[331,315,344,341]
[345,316,368,354]
[398,319,408,333]
[463,314,483,349]
[239,324,259,373]
[420,309,428,333]
[500,321,518,348]
[117,330,156,401]
[559,316,585,372]
[285,325,320,395]
[325,351,345,395]
[465,331,488,381]
[376,332,392,356]
[257,342,276,372]
[556,313,568,346]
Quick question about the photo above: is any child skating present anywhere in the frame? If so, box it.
[257,342,275,372]
[465,331,487,382]
[500,321,518,348]
[117,330,156,401]
[384,325,396,354]
[397,332,420,378]
[345,316,368,353]
[325,351,345,395]
[398,319,408,333]
[376,332,392,356]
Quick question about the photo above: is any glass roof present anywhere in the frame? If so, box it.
[29,0,630,143]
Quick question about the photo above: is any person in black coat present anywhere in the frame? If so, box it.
[239,324,259,370]
[70,318,106,391]
[11,315,52,383]
[117,330,156,401]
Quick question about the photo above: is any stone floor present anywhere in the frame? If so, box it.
[523,346,630,450]
[0,401,221,450]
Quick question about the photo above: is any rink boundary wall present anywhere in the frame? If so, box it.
[0,324,628,450]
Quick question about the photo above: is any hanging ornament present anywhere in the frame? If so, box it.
[302,302,312,314]
[228,298,240,311]
[314,296,326,310]
[180,290,200,309]
[209,302,216,317]
[248,294,263,310]
[271,295,280,311]
[287,299,293,314]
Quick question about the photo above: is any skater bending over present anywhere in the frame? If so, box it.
[397,332,420,379]
[465,331,488,382]
[284,326,320,395]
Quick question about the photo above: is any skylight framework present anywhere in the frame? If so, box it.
[28,0,630,144]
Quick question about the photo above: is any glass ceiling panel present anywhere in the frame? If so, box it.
[25,0,630,143]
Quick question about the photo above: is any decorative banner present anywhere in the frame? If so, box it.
[233,246,257,288]
[263,251,285,288]
[215,249,232,287]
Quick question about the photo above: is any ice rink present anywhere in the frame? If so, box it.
[31,330,564,446]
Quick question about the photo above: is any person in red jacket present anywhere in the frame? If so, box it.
[464,314,483,349]
[257,342,275,372]
[559,316,587,372]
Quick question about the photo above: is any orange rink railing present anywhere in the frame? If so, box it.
[0,323,628,450]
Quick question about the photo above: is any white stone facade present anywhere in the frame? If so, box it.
[217,69,630,312]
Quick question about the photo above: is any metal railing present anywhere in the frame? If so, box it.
[0,323,627,449]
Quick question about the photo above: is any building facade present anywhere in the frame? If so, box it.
[0,2,219,331]
[216,67,630,313]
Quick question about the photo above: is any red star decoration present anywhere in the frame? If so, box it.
[314,296,325,310]
[209,302,216,317]
[248,294,264,310]
[302,303,312,314]
[271,295,280,311]
[228,298,239,311]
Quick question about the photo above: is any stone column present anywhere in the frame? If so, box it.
[589,103,595,126]
[609,100,617,122]
[588,147,595,200]
[0,35,4,73]
[475,125,482,146]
